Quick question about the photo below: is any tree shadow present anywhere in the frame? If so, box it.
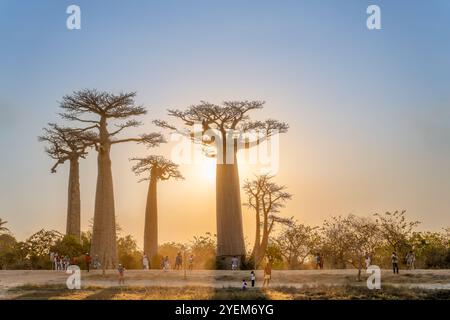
[83,287,121,300]
[210,286,269,300]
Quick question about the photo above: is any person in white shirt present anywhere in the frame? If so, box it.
[231,256,239,270]
[142,253,149,270]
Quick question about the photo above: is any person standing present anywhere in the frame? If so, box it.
[49,252,55,267]
[315,253,321,270]
[406,251,415,270]
[143,253,149,270]
[365,253,371,269]
[231,256,239,270]
[164,256,170,271]
[53,254,58,270]
[118,264,125,285]
[85,253,91,272]
[250,271,256,288]
[391,252,399,274]
[242,279,248,291]
[263,263,272,287]
[175,252,182,270]
[188,254,194,270]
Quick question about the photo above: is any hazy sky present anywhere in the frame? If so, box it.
[1,0,449,248]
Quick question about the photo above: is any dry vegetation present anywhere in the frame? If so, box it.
[6,284,450,300]
[1,269,449,300]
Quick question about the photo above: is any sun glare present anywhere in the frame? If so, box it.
[199,157,216,183]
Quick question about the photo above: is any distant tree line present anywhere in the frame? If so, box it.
[1,212,449,272]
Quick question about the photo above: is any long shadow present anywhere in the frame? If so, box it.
[83,287,120,300]
[10,285,74,300]
[211,286,269,300]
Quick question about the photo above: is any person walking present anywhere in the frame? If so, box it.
[263,263,272,287]
[391,252,399,274]
[250,270,256,288]
[142,253,149,270]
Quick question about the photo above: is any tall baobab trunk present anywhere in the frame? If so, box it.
[216,155,246,269]
[144,170,158,268]
[66,157,81,240]
[249,203,261,267]
[90,120,118,271]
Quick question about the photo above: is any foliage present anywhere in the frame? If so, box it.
[321,215,382,279]
[51,235,84,258]
[274,221,321,269]
[374,210,420,255]
[117,235,142,269]
[264,241,284,269]
[0,218,10,234]
[189,233,216,269]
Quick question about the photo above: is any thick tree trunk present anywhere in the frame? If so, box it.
[66,158,81,240]
[255,226,270,267]
[143,173,158,268]
[216,156,246,269]
[250,211,261,267]
[90,120,118,271]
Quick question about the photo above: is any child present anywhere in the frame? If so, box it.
[242,279,247,291]
[250,271,256,287]
[118,264,125,285]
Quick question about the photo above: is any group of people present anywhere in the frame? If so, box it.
[114,250,418,287]
[241,263,272,290]
[141,252,195,271]
[49,252,100,272]
[391,250,415,274]
[315,253,324,269]
[50,252,72,270]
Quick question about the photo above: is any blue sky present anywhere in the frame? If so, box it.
[1,0,449,244]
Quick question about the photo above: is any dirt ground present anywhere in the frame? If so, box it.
[1,269,449,300]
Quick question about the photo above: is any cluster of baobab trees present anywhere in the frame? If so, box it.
[40,89,288,270]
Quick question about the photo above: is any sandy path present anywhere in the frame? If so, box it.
[1,269,449,298]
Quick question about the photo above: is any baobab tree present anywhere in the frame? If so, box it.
[155,101,288,268]
[39,123,94,240]
[59,89,164,269]
[243,174,292,268]
[131,155,183,267]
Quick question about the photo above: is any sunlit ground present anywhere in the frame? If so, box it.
[1,269,449,300]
